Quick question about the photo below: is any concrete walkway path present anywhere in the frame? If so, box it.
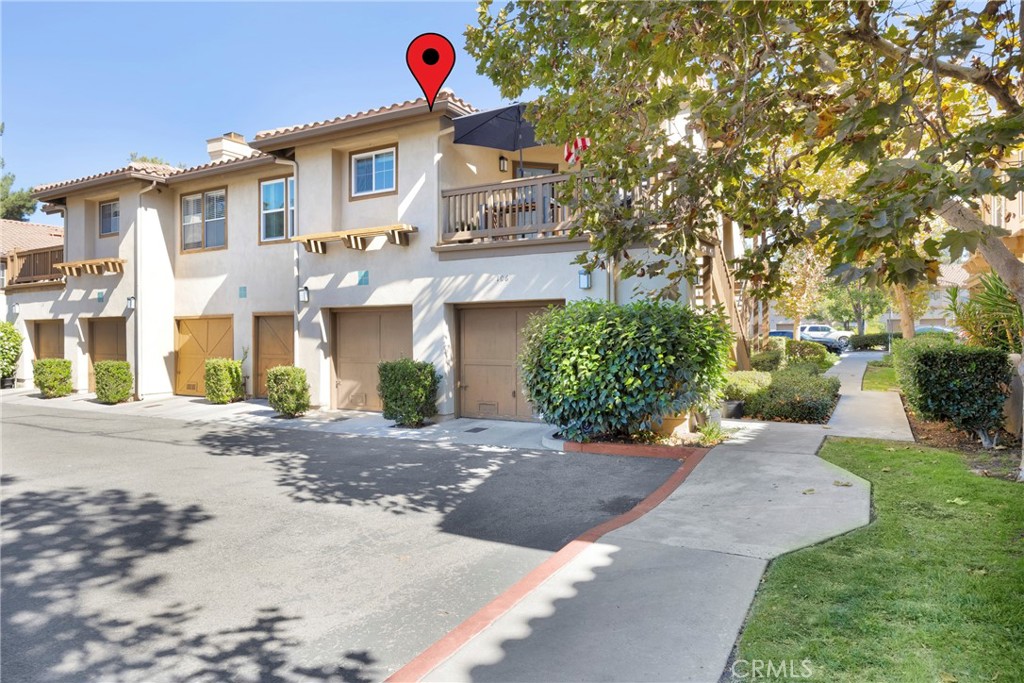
[826,351,914,441]
[401,354,890,683]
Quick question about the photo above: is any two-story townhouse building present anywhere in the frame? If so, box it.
[9,91,742,421]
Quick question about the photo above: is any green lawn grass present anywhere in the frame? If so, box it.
[861,364,898,392]
[738,438,1024,682]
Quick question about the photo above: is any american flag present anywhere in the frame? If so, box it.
[564,136,591,165]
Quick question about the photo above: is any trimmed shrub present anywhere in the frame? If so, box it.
[378,358,440,427]
[849,332,901,350]
[745,369,841,423]
[33,358,72,398]
[786,339,839,372]
[723,371,772,401]
[751,348,784,371]
[894,340,1011,446]
[204,358,244,404]
[764,336,787,356]
[266,365,310,417]
[520,300,733,442]
[95,360,132,404]
[0,322,24,378]
[784,360,826,376]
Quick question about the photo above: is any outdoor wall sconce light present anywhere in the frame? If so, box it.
[10,303,20,315]
[578,268,592,290]
[127,296,136,310]
[499,155,508,173]
[298,286,310,304]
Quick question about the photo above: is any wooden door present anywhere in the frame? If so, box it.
[33,321,64,359]
[255,315,294,398]
[88,318,127,391]
[459,304,551,420]
[333,308,413,410]
[175,317,233,396]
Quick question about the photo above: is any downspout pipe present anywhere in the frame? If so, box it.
[135,180,159,400]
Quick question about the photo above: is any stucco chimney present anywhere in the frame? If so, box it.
[206,132,257,162]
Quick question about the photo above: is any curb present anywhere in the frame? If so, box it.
[386,448,708,682]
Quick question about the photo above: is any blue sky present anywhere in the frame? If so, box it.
[2,1,512,225]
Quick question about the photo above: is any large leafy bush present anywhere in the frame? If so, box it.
[745,368,841,423]
[520,300,732,441]
[723,371,772,401]
[204,358,244,404]
[33,358,72,398]
[94,360,132,404]
[378,358,440,427]
[849,332,901,350]
[0,322,24,378]
[786,339,839,371]
[267,365,310,417]
[751,348,784,371]
[893,336,1010,446]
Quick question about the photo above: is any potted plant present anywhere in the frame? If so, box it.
[0,322,24,389]
[721,370,773,419]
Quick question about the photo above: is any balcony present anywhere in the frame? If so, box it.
[440,174,578,245]
[4,246,65,289]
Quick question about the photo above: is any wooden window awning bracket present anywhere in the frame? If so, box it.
[291,224,417,253]
[54,258,127,277]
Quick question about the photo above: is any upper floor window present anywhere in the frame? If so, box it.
[182,188,226,251]
[351,147,396,198]
[99,201,119,237]
[260,177,295,243]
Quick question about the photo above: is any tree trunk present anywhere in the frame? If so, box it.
[938,199,1024,481]
[892,284,916,339]
[792,315,802,341]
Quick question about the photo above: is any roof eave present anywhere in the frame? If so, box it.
[33,172,170,202]
[250,99,475,151]
[165,155,277,184]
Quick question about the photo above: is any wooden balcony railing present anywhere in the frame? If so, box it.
[4,246,65,287]
[440,174,577,244]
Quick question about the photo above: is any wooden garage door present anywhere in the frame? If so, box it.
[459,303,555,421]
[88,318,127,391]
[333,308,412,411]
[255,315,294,398]
[33,321,63,359]
[175,317,233,396]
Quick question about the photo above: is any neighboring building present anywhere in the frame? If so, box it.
[1,218,64,292]
[879,263,970,333]
[964,149,1024,290]
[5,92,747,420]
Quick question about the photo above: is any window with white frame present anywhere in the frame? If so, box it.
[99,201,120,236]
[181,188,226,251]
[351,147,396,197]
[260,177,295,242]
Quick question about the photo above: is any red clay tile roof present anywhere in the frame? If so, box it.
[33,160,181,193]
[1,219,64,256]
[252,91,476,143]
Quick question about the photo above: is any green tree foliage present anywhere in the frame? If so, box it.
[0,123,37,220]
[815,281,890,334]
[0,322,25,378]
[128,152,174,166]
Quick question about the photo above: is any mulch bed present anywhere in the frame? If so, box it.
[901,396,1021,480]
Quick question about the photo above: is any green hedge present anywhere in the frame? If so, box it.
[786,339,839,371]
[267,365,310,417]
[893,337,1010,446]
[0,322,24,378]
[33,358,72,398]
[723,371,773,401]
[520,300,733,441]
[745,368,841,423]
[95,360,132,404]
[849,332,901,350]
[751,348,784,371]
[378,358,440,427]
[204,358,244,404]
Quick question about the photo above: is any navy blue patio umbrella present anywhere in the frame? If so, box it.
[452,104,540,177]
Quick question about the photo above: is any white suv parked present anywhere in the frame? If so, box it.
[799,324,853,351]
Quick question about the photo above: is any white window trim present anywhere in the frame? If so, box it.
[181,188,227,252]
[260,177,295,242]
[99,200,120,236]
[351,147,396,197]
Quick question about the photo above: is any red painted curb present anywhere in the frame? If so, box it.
[563,440,709,460]
[386,449,708,682]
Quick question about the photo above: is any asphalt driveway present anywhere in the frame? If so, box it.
[1,402,679,683]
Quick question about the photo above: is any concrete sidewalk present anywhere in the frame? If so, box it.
[826,351,914,441]
[0,388,554,451]
[409,355,887,683]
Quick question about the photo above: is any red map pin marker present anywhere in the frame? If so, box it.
[406,33,455,111]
